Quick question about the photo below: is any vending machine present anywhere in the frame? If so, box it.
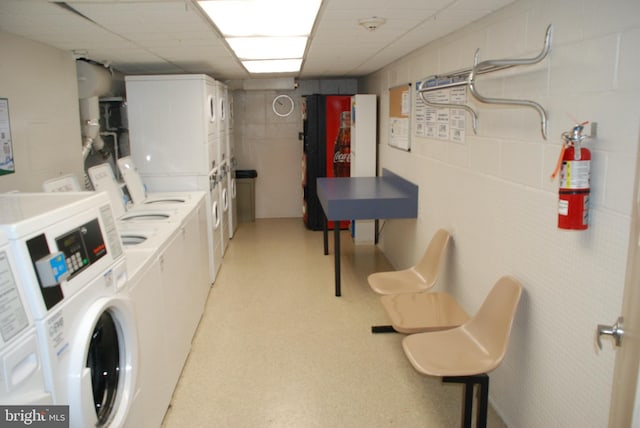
[301,94,352,231]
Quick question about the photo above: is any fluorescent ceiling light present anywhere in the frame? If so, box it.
[199,0,321,37]
[242,59,303,74]
[227,37,307,60]
[198,0,321,74]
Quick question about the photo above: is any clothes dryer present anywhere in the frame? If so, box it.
[209,168,223,280]
[0,230,51,406]
[218,160,230,256]
[0,192,137,428]
[228,156,238,238]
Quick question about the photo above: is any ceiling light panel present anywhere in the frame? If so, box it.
[198,0,321,37]
[227,36,307,59]
[242,59,303,73]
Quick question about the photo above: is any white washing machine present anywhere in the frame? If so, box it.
[41,170,182,277]
[117,156,205,213]
[0,230,51,406]
[42,173,83,193]
[119,195,209,428]
[118,223,177,255]
[121,249,167,428]
[140,170,222,284]
[0,192,137,428]
[87,163,188,227]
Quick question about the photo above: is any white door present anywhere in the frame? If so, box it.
[607,127,640,426]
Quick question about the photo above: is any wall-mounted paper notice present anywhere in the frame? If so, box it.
[388,84,411,151]
[414,79,466,144]
[0,98,15,176]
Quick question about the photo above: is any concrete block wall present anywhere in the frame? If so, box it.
[363,0,640,426]
[0,32,85,193]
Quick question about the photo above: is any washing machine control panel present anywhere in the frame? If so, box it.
[55,218,107,279]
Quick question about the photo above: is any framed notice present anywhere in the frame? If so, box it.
[388,84,411,151]
[0,99,14,176]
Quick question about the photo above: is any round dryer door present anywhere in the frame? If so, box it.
[70,296,138,427]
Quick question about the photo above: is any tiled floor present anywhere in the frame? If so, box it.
[161,218,507,427]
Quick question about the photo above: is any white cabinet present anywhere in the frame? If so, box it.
[350,94,377,244]
[350,94,376,177]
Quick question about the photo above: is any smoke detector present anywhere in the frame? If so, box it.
[358,17,386,32]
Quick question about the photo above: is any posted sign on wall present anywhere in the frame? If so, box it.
[415,78,467,144]
[0,98,14,176]
[388,84,411,151]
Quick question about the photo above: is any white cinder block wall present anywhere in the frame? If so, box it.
[363,0,640,426]
[232,90,303,219]
[0,32,85,193]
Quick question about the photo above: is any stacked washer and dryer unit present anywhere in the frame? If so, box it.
[125,74,237,284]
[0,192,138,427]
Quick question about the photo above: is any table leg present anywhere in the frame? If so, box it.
[334,221,341,297]
[323,211,328,255]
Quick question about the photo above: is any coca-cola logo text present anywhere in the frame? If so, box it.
[333,152,351,163]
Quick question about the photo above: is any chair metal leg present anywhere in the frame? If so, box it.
[443,374,489,428]
[476,374,489,428]
[371,325,397,333]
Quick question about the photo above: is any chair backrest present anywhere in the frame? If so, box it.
[414,229,451,286]
[465,276,523,371]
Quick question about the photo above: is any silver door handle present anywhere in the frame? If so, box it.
[597,316,624,349]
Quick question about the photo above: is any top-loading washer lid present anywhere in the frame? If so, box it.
[118,157,192,206]
[87,163,126,218]
[116,156,147,205]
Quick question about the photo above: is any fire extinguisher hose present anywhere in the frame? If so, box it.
[550,144,567,181]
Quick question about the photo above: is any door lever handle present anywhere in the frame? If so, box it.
[597,316,624,350]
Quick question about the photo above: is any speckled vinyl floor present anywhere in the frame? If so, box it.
[160,218,507,428]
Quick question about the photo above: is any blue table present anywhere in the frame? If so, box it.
[317,169,418,296]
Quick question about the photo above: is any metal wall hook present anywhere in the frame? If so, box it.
[416,25,553,140]
[468,25,553,140]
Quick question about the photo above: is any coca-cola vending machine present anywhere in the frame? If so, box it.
[302,94,352,230]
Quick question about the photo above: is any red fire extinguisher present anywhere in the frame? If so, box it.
[551,122,591,230]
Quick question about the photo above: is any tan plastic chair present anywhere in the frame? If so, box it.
[402,276,523,428]
[368,228,451,295]
[378,291,470,334]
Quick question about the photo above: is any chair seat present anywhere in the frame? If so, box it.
[368,268,432,294]
[402,327,498,377]
[380,292,470,333]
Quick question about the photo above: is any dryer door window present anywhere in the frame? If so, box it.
[87,311,120,426]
